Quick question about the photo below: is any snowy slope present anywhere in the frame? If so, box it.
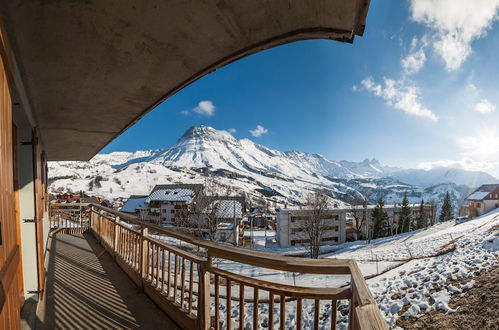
[48,126,497,208]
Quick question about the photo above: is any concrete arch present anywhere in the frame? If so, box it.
[0,0,371,160]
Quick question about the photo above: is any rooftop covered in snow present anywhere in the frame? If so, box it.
[120,196,148,213]
[145,188,194,203]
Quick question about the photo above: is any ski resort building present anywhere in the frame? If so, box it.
[0,1,386,329]
[144,184,199,224]
[276,208,347,248]
[462,184,499,217]
[277,203,435,247]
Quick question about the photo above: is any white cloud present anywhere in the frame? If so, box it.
[249,125,268,137]
[474,99,496,113]
[401,48,427,74]
[410,0,499,71]
[418,157,495,172]
[361,77,438,122]
[192,100,215,116]
[401,36,428,74]
[227,128,237,134]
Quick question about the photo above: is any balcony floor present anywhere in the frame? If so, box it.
[36,231,178,329]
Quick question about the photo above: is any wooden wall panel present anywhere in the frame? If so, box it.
[0,43,21,329]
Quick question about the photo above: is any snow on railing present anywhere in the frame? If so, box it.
[50,203,387,330]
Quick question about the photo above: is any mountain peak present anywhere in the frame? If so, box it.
[177,125,236,143]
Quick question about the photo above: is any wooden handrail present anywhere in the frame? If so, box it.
[207,266,352,300]
[85,203,353,274]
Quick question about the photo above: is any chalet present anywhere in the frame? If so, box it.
[463,184,499,217]
[144,185,199,224]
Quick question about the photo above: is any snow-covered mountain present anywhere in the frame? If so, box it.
[48,126,498,209]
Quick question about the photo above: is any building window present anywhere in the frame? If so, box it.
[171,210,175,214]
[292,228,304,233]
[322,236,338,242]
[476,202,481,208]
[290,215,310,221]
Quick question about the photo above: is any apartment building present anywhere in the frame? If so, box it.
[143,184,201,224]
[276,208,347,248]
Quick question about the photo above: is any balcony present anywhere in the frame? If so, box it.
[45,203,386,329]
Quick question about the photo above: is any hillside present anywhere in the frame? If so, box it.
[48,126,498,208]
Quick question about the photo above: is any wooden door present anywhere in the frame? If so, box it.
[33,132,46,296]
[0,38,21,330]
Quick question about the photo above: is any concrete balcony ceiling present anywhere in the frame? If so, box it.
[1,0,370,161]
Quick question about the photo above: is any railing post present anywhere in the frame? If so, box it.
[113,215,120,253]
[89,206,93,230]
[140,226,148,280]
[349,280,356,330]
[198,256,211,330]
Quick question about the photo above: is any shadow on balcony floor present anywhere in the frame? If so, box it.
[36,231,179,329]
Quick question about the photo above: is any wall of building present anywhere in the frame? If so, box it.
[483,199,499,215]
[276,210,346,248]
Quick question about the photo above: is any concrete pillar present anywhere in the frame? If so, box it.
[17,125,38,299]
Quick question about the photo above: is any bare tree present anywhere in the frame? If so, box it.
[190,176,237,241]
[190,177,217,239]
[349,195,368,241]
[299,190,330,259]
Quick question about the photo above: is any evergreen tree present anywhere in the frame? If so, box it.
[439,191,454,222]
[372,197,389,238]
[417,199,426,229]
[400,192,412,233]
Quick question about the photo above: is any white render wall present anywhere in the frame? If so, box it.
[276,209,346,248]
[483,199,499,215]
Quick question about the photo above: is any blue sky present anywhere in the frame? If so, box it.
[102,0,499,177]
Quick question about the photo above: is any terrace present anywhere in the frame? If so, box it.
[0,1,388,328]
[43,203,386,329]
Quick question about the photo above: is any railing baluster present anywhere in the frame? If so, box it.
[214,274,220,329]
[314,299,320,330]
[188,261,193,314]
[279,295,285,330]
[161,248,166,294]
[173,254,179,302]
[253,287,259,330]
[167,250,172,298]
[180,257,186,308]
[331,299,337,330]
[296,298,302,330]
[155,244,160,288]
[269,292,274,330]
[226,278,232,330]
[239,283,245,330]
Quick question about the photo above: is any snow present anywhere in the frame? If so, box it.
[465,191,490,201]
[364,209,499,328]
[145,188,193,203]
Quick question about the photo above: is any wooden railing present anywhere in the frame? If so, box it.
[49,203,387,330]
